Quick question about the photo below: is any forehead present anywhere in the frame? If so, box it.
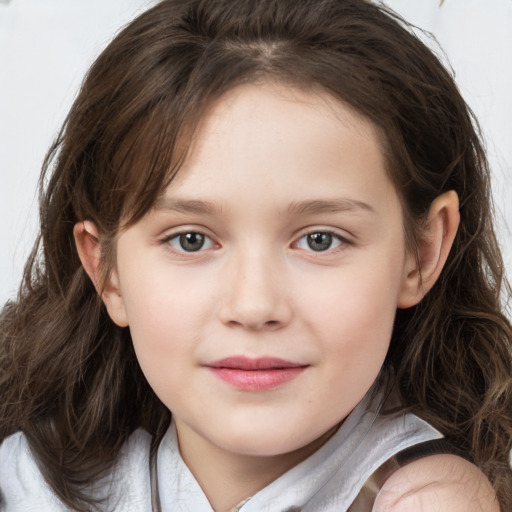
[158,82,396,214]
[187,81,381,159]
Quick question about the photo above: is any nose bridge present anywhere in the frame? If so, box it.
[219,241,291,329]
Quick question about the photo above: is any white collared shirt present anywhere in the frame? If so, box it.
[0,392,441,511]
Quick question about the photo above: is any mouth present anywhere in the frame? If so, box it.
[204,356,308,391]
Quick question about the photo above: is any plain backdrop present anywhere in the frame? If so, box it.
[1,0,511,304]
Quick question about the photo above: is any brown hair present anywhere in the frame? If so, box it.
[1,0,511,509]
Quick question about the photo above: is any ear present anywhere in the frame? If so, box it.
[398,191,460,309]
[73,221,129,327]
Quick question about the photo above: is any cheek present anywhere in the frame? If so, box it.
[125,291,196,356]
[125,296,195,409]
[120,259,210,334]
[118,265,217,384]
[298,253,404,377]
[305,265,401,333]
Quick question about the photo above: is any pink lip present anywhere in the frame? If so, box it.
[205,356,308,391]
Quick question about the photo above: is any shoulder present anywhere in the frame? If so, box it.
[0,431,63,511]
[373,454,500,512]
[0,429,153,512]
[0,432,46,493]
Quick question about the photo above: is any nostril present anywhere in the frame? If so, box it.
[263,320,281,330]
[232,319,283,331]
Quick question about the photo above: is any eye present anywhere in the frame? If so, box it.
[296,231,345,252]
[167,232,215,252]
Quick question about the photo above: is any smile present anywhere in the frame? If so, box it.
[204,356,308,391]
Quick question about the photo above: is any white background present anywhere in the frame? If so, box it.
[1,0,511,304]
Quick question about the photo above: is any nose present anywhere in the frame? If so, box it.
[218,248,293,331]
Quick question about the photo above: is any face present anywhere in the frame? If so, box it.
[107,83,415,461]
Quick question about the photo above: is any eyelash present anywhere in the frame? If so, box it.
[161,231,216,253]
[160,229,350,255]
[294,230,349,253]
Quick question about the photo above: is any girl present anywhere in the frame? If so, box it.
[1,0,511,510]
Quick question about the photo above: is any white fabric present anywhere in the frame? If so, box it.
[0,392,442,511]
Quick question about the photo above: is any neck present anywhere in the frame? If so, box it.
[173,421,338,512]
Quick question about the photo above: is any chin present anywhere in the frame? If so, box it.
[211,423,327,459]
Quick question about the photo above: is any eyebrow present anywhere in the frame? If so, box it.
[153,197,375,216]
[153,199,220,216]
[286,199,375,216]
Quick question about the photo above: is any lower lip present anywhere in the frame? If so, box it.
[207,367,307,391]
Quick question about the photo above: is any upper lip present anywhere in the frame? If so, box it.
[205,356,307,370]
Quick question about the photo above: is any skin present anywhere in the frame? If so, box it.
[374,454,500,512]
[72,83,496,512]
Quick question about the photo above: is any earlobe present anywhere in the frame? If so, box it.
[398,191,460,309]
[73,221,129,327]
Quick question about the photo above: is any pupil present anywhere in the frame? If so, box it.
[180,233,204,252]
[307,232,332,251]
